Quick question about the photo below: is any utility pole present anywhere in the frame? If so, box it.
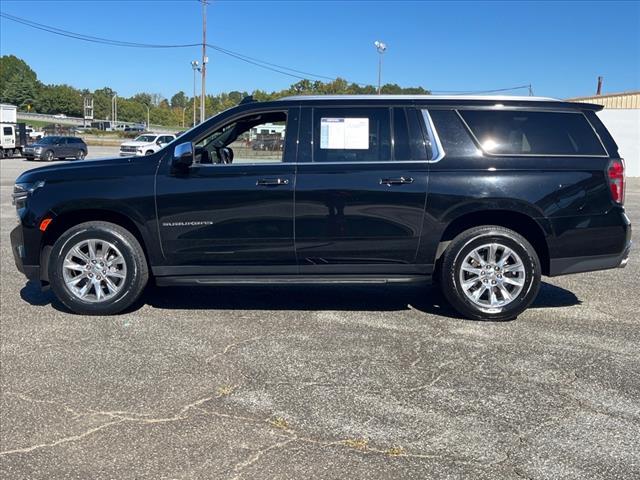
[201,0,208,123]
[191,60,200,126]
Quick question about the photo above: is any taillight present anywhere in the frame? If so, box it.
[607,159,625,204]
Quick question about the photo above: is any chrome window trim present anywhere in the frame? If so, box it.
[194,160,433,167]
[455,109,610,158]
[421,109,445,163]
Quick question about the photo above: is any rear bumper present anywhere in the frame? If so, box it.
[548,210,632,276]
[549,242,631,276]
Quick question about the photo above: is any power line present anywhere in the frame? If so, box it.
[0,11,534,95]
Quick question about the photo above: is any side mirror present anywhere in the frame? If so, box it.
[172,142,194,171]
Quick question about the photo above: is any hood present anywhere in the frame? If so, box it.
[16,156,147,184]
[121,140,155,147]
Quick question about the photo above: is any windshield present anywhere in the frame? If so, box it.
[134,135,157,143]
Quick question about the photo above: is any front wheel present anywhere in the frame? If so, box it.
[49,221,149,315]
[145,150,154,155]
[43,150,54,161]
[439,226,541,321]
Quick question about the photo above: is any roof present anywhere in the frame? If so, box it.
[279,94,560,102]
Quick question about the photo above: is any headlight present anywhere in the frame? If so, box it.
[34,146,43,152]
[12,181,45,208]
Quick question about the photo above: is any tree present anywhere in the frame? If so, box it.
[37,84,83,116]
[170,91,188,109]
[0,55,39,103]
[2,75,38,109]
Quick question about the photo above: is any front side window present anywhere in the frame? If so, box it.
[195,111,287,165]
[3,127,12,135]
[313,108,390,163]
[459,110,606,156]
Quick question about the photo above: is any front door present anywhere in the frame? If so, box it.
[155,108,298,275]
[294,106,431,275]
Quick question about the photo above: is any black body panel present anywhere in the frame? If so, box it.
[9,95,631,290]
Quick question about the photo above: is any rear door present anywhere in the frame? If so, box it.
[294,106,431,275]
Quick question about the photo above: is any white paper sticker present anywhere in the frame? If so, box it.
[320,117,369,149]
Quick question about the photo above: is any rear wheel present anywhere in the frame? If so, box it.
[439,226,541,321]
[75,149,86,160]
[49,221,149,315]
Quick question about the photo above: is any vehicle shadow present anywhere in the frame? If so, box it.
[19,279,581,320]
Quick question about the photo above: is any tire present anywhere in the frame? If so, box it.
[75,149,86,160]
[439,226,541,321]
[48,221,149,315]
[145,150,154,155]
[44,150,54,161]
[25,157,34,161]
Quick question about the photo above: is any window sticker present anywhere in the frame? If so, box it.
[320,117,369,149]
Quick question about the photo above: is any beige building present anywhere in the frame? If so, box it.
[566,90,639,176]
[566,90,640,109]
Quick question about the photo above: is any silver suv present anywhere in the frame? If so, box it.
[23,136,88,161]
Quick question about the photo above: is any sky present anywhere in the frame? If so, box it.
[1,0,639,100]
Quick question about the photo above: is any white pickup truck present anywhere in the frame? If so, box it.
[119,133,176,156]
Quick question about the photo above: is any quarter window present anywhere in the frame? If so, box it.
[313,108,390,162]
[459,110,606,156]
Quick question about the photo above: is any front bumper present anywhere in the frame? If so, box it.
[10,224,40,282]
[23,150,43,158]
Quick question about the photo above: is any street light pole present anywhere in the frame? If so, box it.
[191,60,200,126]
[146,104,150,129]
[374,41,387,95]
[201,0,208,124]
[112,94,118,128]
[182,106,187,127]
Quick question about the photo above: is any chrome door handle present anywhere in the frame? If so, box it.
[379,176,414,186]
[256,178,289,186]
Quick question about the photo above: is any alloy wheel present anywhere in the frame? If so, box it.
[458,242,526,309]
[62,239,128,303]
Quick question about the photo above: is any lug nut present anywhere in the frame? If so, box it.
[481,271,485,275]
[88,273,93,278]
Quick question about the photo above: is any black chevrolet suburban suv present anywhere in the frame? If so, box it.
[10,95,631,320]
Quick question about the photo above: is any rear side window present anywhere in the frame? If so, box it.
[313,108,390,162]
[459,110,606,156]
[70,137,83,144]
[393,108,430,160]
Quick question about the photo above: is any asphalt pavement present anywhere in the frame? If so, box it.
[1,155,638,479]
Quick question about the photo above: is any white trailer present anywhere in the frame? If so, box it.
[0,103,26,157]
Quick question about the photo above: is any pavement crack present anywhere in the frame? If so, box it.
[206,335,271,364]
[0,419,127,456]
[230,438,295,480]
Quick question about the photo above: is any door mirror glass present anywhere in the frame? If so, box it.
[172,142,193,170]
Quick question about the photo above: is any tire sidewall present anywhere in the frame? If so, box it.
[49,226,142,314]
[445,230,541,320]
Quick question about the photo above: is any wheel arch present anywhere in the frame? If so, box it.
[40,209,153,282]
[437,209,551,276]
